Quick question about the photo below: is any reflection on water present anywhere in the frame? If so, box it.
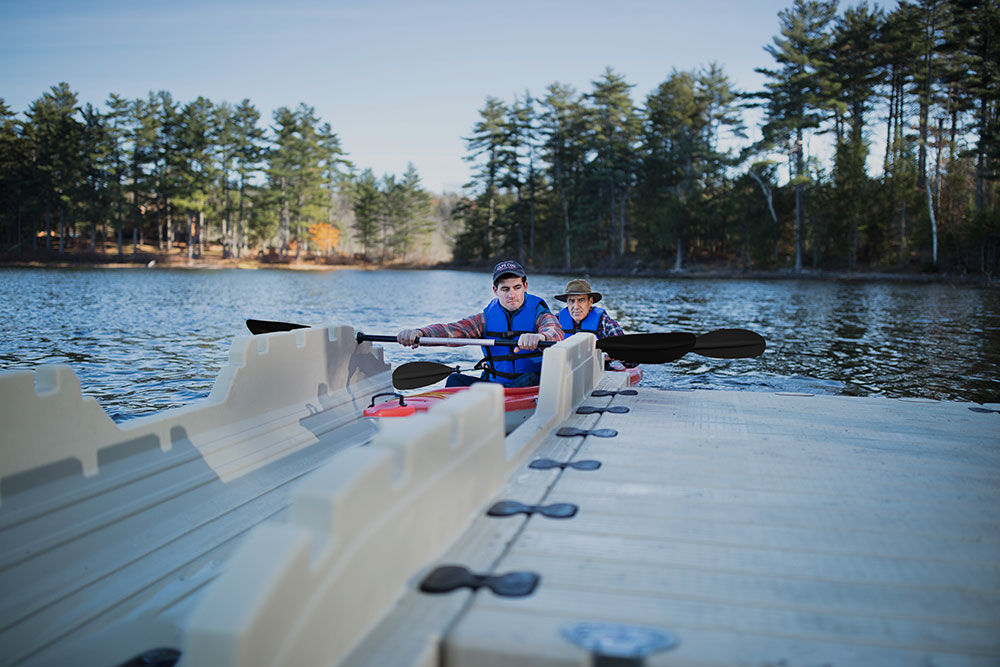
[1,267,997,422]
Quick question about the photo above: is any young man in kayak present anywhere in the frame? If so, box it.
[555,278,637,368]
[396,260,564,387]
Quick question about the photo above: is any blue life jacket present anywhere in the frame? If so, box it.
[559,306,604,335]
[481,293,548,384]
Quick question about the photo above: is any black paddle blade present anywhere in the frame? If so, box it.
[693,328,766,359]
[246,319,309,335]
[392,361,457,389]
[596,332,696,364]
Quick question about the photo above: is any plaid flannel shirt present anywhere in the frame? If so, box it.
[416,311,564,343]
[596,310,626,339]
[596,310,638,368]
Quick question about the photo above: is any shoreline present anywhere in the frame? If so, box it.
[0,255,995,287]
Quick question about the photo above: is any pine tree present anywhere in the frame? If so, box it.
[756,0,839,270]
[317,122,351,257]
[23,83,84,253]
[639,69,701,268]
[380,173,401,261]
[104,94,132,255]
[266,104,326,257]
[151,91,182,252]
[174,96,216,259]
[879,4,924,265]
[214,102,237,258]
[516,92,540,263]
[830,2,885,265]
[398,162,434,258]
[79,102,112,251]
[0,99,27,248]
[539,83,587,268]
[352,168,380,258]
[231,99,264,257]
[952,0,1000,221]
[268,106,298,256]
[463,96,508,260]
[497,93,540,263]
[635,65,742,269]
[290,104,326,257]
[129,94,160,253]
[587,67,641,261]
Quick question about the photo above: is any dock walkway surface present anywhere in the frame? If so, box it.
[345,387,1000,666]
[1,327,997,666]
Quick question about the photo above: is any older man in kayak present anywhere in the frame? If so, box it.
[556,278,637,368]
[397,260,564,387]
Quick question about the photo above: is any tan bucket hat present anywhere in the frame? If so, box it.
[555,279,602,303]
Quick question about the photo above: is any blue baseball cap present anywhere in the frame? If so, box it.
[492,259,527,284]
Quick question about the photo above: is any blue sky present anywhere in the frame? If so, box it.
[4,0,828,192]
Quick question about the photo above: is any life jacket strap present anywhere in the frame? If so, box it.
[478,361,521,380]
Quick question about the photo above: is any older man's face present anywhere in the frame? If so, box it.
[566,294,594,323]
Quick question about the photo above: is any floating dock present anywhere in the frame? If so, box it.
[1,327,997,666]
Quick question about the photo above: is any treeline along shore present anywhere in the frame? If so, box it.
[1,0,997,277]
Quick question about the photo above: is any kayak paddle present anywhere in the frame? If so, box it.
[246,320,764,363]
[390,328,766,389]
[357,331,697,364]
[392,362,477,390]
[246,319,308,334]
[692,328,766,359]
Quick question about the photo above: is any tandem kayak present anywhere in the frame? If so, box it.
[364,363,643,433]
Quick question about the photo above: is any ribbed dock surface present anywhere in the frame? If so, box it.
[348,387,1000,666]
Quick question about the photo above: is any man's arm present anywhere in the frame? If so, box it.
[597,311,625,338]
[398,313,485,347]
[514,310,564,352]
[598,311,638,367]
[536,311,565,342]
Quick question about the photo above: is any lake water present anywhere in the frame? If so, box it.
[1,267,997,422]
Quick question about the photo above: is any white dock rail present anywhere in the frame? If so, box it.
[181,332,605,666]
[0,325,392,667]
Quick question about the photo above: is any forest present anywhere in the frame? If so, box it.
[1,0,997,274]
[0,88,443,263]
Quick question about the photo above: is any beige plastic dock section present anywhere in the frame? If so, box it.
[181,332,606,667]
[0,325,391,667]
[4,324,998,666]
[318,350,997,664]
[440,391,1000,666]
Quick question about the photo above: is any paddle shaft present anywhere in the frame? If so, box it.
[357,332,552,348]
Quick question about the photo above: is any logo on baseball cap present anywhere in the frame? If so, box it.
[492,260,527,284]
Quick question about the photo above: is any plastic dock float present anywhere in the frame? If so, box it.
[0,326,392,667]
[185,334,1000,666]
[432,389,1000,666]
[2,328,998,666]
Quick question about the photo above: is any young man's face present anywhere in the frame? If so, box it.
[494,276,527,312]
[566,294,594,323]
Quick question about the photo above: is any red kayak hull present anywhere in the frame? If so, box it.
[364,366,642,433]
